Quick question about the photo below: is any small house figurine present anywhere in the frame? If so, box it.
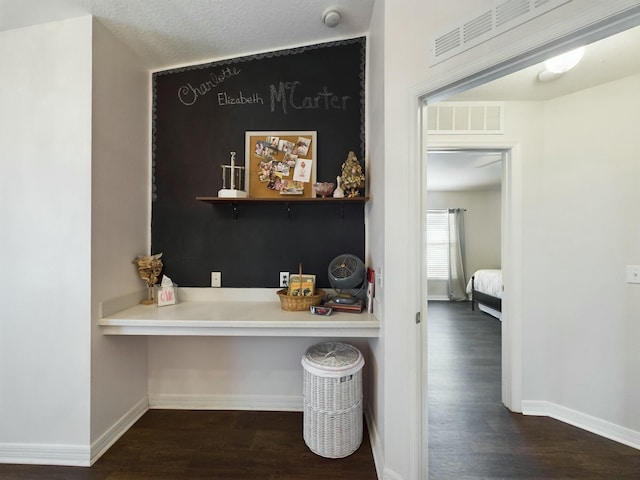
[340,151,365,197]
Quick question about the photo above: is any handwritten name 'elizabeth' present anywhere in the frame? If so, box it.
[177,67,241,106]
[218,91,264,106]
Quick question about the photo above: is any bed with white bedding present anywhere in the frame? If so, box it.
[466,269,502,319]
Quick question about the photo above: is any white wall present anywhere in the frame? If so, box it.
[364,0,385,473]
[147,337,371,410]
[375,1,433,478]
[523,73,640,431]
[90,19,150,453]
[0,17,93,463]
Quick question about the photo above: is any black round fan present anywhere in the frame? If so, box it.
[327,254,366,304]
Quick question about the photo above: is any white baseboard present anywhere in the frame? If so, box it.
[0,398,148,467]
[149,393,303,411]
[522,400,640,450]
[90,397,149,465]
[383,467,404,480]
[0,442,91,467]
[427,295,449,301]
[365,407,383,480]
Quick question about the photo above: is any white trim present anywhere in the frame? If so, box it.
[500,145,523,412]
[365,408,384,480]
[90,397,148,466]
[427,295,449,301]
[383,467,404,480]
[418,2,640,105]
[1,398,147,467]
[477,303,502,320]
[522,401,640,450]
[148,393,303,411]
[0,443,90,467]
[405,86,424,480]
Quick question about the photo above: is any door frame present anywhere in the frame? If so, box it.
[411,5,640,477]
[424,140,521,411]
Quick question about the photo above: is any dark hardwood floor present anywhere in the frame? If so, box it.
[428,300,640,479]
[0,410,377,479]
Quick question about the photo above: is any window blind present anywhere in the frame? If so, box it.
[427,210,449,280]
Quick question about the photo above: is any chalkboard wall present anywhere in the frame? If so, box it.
[152,38,366,287]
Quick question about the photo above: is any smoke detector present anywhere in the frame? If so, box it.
[323,9,341,28]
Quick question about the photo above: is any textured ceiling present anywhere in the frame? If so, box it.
[0,0,375,70]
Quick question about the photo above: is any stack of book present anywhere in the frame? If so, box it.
[324,298,364,313]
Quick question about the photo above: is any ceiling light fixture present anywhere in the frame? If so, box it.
[323,9,341,28]
[537,46,585,82]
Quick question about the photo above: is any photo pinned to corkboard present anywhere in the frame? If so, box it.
[245,131,317,198]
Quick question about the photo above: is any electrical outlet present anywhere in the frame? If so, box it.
[211,271,221,287]
[627,265,640,284]
[280,271,289,288]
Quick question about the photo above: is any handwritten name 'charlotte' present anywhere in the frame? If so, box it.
[177,67,241,106]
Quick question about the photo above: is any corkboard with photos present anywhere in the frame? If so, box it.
[245,131,317,199]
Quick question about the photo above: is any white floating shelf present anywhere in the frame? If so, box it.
[98,288,380,338]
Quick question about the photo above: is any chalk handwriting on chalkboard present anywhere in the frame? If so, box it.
[218,92,265,105]
[270,81,350,114]
[177,66,242,106]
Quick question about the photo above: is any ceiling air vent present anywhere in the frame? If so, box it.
[429,0,571,66]
[426,102,504,135]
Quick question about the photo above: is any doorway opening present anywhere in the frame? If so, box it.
[419,13,640,478]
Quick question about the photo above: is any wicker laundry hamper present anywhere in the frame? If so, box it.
[301,342,365,458]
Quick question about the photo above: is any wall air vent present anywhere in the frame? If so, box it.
[426,102,504,135]
[435,28,462,57]
[496,0,530,27]
[429,0,571,65]
[463,11,493,44]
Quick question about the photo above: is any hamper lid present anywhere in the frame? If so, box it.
[301,342,364,377]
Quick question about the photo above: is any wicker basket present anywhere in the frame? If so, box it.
[277,289,325,311]
[301,342,365,458]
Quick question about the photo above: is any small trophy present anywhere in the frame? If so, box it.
[218,151,247,198]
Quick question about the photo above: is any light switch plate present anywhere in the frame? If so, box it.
[626,265,640,284]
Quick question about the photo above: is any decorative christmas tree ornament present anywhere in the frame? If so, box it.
[340,151,365,197]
